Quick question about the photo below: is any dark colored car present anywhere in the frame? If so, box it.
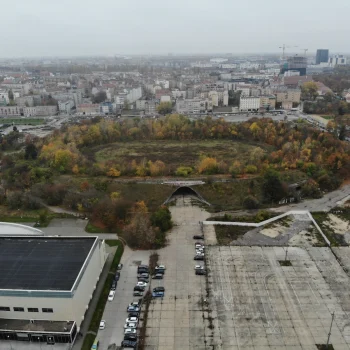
[195,269,206,275]
[153,269,165,275]
[111,283,117,291]
[193,235,204,239]
[152,291,164,298]
[114,272,120,281]
[128,312,139,318]
[137,265,149,273]
[194,255,204,261]
[133,286,144,292]
[153,286,165,292]
[152,274,163,279]
[124,334,137,341]
[121,339,137,348]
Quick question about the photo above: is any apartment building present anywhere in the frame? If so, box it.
[239,96,260,112]
[77,104,100,115]
[260,96,276,110]
[176,98,213,114]
[274,88,301,108]
[136,100,159,114]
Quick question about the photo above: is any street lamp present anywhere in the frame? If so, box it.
[7,335,13,350]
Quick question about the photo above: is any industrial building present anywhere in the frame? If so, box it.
[280,56,307,76]
[0,236,107,346]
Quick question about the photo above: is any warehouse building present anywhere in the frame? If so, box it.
[0,236,107,345]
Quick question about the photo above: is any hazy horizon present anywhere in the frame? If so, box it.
[1,0,349,58]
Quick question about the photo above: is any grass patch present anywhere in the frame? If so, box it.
[85,222,112,233]
[0,118,46,125]
[209,210,278,223]
[81,334,96,350]
[316,345,334,350]
[82,241,124,350]
[105,239,119,247]
[312,212,345,246]
[92,139,269,170]
[214,225,252,245]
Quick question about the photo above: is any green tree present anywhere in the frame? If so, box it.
[301,82,318,101]
[339,125,346,141]
[92,91,107,104]
[8,89,14,102]
[157,101,173,115]
[151,206,173,233]
[262,169,288,203]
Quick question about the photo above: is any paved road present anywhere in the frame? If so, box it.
[96,246,150,350]
[273,184,350,212]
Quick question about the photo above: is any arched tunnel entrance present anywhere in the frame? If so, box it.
[163,186,211,206]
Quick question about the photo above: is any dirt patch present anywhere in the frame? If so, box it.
[260,224,285,238]
[214,225,253,245]
[324,214,350,235]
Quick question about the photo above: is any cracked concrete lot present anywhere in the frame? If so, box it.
[144,197,350,350]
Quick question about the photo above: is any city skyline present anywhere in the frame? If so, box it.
[1,0,349,57]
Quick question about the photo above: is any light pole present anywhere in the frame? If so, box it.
[7,335,13,350]
[327,311,335,349]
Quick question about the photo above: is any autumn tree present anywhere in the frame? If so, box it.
[157,101,173,115]
[198,157,219,175]
[123,201,155,248]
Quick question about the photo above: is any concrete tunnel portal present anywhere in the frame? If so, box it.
[163,186,211,206]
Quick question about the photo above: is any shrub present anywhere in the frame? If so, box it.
[243,195,260,209]
[175,166,193,176]
[7,191,23,209]
[245,165,258,174]
[198,157,219,175]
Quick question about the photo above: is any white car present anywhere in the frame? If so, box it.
[155,265,166,271]
[124,322,137,329]
[126,317,139,323]
[195,243,203,248]
[195,265,204,270]
[99,320,106,330]
[136,281,147,288]
[108,290,115,301]
[124,328,137,335]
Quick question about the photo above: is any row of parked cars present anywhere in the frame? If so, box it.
[98,264,123,333]
[193,237,206,275]
[121,263,167,348]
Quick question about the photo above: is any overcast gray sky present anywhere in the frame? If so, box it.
[1,0,349,57]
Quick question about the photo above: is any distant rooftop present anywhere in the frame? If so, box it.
[0,237,96,291]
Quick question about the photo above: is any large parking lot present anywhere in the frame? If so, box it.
[144,198,350,350]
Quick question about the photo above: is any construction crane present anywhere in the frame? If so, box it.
[301,49,308,56]
[279,44,298,59]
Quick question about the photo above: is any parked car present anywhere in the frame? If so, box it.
[137,265,149,273]
[193,235,204,239]
[121,340,137,348]
[114,272,120,281]
[152,274,163,279]
[124,334,137,341]
[108,291,115,301]
[152,291,164,298]
[127,305,140,313]
[124,322,137,329]
[137,272,149,279]
[124,328,137,335]
[153,286,165,292]
[195,243,203,248]
[195,269,206,275]
[128,301,141,308]
[194,255,204,260]
[99,320,106,330]
[128,312,139,318]
[195,265,204,270]
[136,281,147,288]
[117,263,123,270]
[134,285,144,291]
[155,265,166,271]
[138,277,149,283]
[111,280,117,290]
[133,290,143,297]
[126,317,138,323]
